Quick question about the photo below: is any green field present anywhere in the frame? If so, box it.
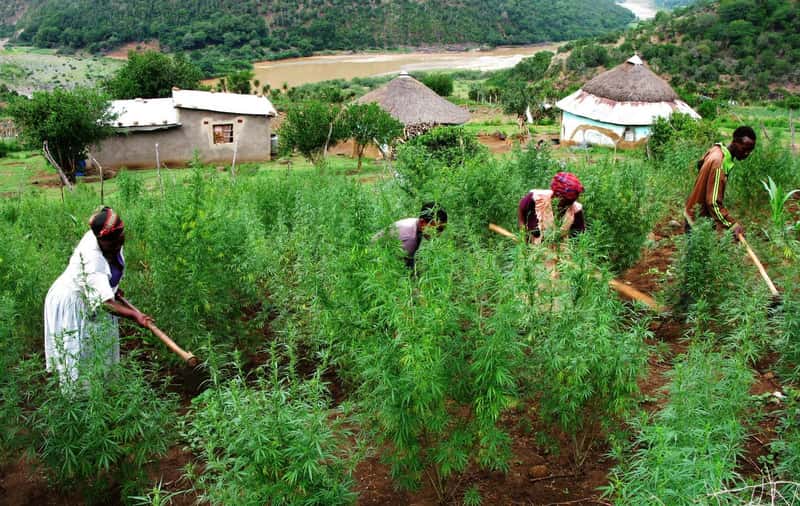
[0,46,122,94]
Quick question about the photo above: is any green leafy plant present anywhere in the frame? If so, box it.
[603,345,753,504]
[670,218,741,315]
[342,102,403,171]
[528,240,649,468]
[183,373,358,506]
[33,345,177,501]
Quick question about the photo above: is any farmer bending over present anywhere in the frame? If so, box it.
[518,172,585,244]
[684,126,756,239]
[44,207,153,384]
[374,202,448,269]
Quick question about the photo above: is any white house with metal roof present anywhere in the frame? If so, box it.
[90,88,277,169]
[555,55,699,148]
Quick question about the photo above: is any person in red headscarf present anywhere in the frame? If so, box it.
[44,207,153,384]
[517,172,586,244]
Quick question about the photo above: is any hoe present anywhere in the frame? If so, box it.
[488,223,664,311]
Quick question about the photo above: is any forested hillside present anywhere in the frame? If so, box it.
[10,0,634,73]
[0,0,27,35]
[559,0,800,100]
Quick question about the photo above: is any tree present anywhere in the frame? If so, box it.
[512,51,553,82]
[222,70,255,95]
[279,100,345,164]
[500,80,533,138]
[7,87,116,180]
[104,51,202,99]
[420,73,454,97]
[342,103,403,171]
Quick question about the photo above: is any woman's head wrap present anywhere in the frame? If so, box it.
[550,172,584,200]
[89,206,124,239]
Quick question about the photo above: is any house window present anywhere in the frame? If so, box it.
[213,124,234,144]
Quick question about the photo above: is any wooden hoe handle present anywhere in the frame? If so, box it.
[489,223,519,241]
[488,223,664,311]
[146,322,199,367]
[119,297,199,367]
[738,234,780,297]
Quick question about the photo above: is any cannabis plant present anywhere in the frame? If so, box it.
[183,374,358,506]
[33,328,177,501]
[604,345,752,504]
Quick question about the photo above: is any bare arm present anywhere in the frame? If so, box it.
[104,298,153,328]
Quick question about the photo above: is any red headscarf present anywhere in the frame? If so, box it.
[89,206,124,238]
[550,172,584,200]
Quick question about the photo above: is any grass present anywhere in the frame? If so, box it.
[0,151,389,198]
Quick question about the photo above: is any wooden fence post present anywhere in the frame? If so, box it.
[155,143,164,199]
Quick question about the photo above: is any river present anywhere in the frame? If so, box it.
[617,0,659,21]
[219,1,659,90]
[246,43,564,90]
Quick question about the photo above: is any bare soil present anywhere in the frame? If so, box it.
[105,41,161,60]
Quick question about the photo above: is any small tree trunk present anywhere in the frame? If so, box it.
[90,155,105,205]
[42,141,74,191]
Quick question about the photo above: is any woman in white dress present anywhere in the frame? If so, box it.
[44,207,152,383]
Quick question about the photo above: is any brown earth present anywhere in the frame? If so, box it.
[105,40,161,60]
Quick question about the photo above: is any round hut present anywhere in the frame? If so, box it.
[555,55,699,148]
[356,71,470,137]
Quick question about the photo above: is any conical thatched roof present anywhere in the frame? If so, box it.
[555,55,700,126]
[582,55,678,102]
[356,72,470,126]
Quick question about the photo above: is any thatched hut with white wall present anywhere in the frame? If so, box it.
[356,72,469,137]
[556,55,699,148]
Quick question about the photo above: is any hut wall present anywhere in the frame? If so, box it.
[91,109,271,169]
[560,112,651,148]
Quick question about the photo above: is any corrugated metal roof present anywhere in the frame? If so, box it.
[172,89,277,116]
[555,89,700,126]
[110,98,179,130]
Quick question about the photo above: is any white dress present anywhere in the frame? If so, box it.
[44,231,123,383]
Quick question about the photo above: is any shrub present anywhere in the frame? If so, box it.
[528,240,649,467]
[604,346,753,503]
[670,218,741,315]
[579,159,658,272]
[0,296,38,461]
[33,346,177,501]
[184,374,357,506]
[420,73,454,97]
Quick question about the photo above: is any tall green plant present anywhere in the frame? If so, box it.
[183,374,358,506]
[579,158,657,272]
[33,345,177,501]
[528,239,649,467]
[604,345,753,504]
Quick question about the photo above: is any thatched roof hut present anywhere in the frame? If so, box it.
[555,55,699,147]
[356,72,470,127]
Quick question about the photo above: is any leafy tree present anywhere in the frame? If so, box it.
[7,87,116,180]
[420,73,454,97]
[513,51,553,82]
[342,103,403,171]
[220,69,255,95]
[279,100,345,164]
[104,51,202,99]
[500,80,533,136]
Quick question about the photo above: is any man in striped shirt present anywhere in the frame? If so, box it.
[684,126,756,240]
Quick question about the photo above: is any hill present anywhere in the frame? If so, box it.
[537,0,800,102]
[8,0,634,74]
